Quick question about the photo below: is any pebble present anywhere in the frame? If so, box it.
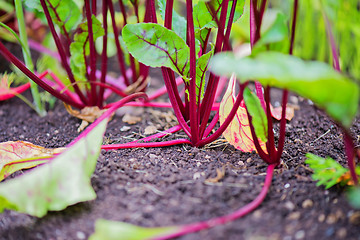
[302,199,313,208]
[318,214,326,223]
[288,211,301,220]
[76,231,86,239]
[237,160,244,166]
[326,213,337,224]
[252,210,262,219]
[336,228,347,239]
[205,155,211,159]
[284,183,290,189]
[246,157,252,163]
[120,126,131,132]
[294,230,305,239]
[193,172,204,180]
[284,201,295,211]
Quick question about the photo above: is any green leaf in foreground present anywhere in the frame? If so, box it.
[122,23,190,78]
[243,88,268,142]
[89,219,180,240]
[0,118,107,217]
[210,52,359,128]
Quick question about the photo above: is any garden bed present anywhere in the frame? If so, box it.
[1,88,360,240]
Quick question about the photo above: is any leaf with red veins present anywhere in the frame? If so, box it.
[219,74,267,153]
[0,141,64,181]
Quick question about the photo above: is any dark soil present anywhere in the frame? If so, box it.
[1,85,360,240]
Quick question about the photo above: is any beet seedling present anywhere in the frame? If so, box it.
[101,0,246,150]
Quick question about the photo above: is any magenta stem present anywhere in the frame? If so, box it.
[322,6,340,71]
[108,0,130,86]
[133,125,182,143]
[148,77,183,101]
[39,0,88,105]
[343,130,359,185]
[275,90,288,162]
[154,164,276,240]
[99,0,109,107]
[289,0,298,55]
[264,86,277,159]
[186,0,200,144]
[246,106,271,163]
[85,0,98,105]
[69,92,148,147]
[101,138,192,150]
[0,41,84,109]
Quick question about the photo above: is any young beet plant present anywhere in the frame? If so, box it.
[0,0,169,111]
[102,0,247,150]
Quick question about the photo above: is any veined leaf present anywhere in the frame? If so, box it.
[243,88,268,142]
[219,74,266,152]
[193,0,245,46]
[158,0,186,40]
[43,0,81,34]
[70,15,105,82]
[196,47,213,101]
[0,141,64,181]
[252,11,289,55]
[210,52,359,128]
[89,219,181,240]
[123,23,190,78]
[194,0,245,31]
[0,117,108,217]
[305,153,360,189]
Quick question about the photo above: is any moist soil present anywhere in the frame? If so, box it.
[1,87,360,240]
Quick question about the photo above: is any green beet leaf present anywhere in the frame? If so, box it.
[158,0,186,41]
[210,52,359,128]
[252,11,289,55]
[89,219,181,240]
[44,0,81,34]
[122,23,190,78]
[243,87,268,142]
[0,118,108,217]
[195,47,213,101]
[70,15,105,82]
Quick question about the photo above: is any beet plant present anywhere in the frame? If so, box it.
[101,0,246,150]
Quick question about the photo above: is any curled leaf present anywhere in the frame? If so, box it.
[0,118,108,217]
[64,103,109,132]
[219,74,266,152]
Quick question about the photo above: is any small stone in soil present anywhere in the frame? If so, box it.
[284,201,295,211]
[294,230,305,239]
[302,199,313,208]
[76,231,86,240]
[288,211,301,220]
